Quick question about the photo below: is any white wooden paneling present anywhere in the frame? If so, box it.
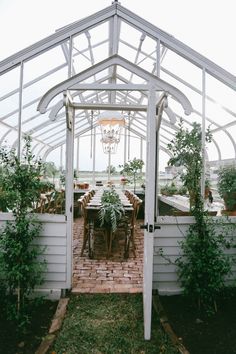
[33,236,67,246]
[0,213,68,291]
[46,264,66,273]
[153,216,236,295]
[43,246,67,255]
[38,254,66,264]
[43,272,67,281]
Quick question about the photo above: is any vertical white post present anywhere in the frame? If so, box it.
[108,147,111,182]
[128,114,130,160]
[143,86,156,340]
[155,39,161,217]
[92,127,96,186]
[124,126,127,165]
[76,137,80,174]
[68,36,73,78]
[17,62,24,159]
[66,37,74,290]
[60,145,63,171]
[65,100,74,289]
[201,68,206,196]
[140,137,143,161]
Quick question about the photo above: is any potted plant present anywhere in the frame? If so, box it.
[119,158,144,193]
[217,166,236,214]
[160,182,178,196]
[178,185,188,196]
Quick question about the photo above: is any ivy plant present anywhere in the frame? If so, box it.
[0,137,46,331]
[165,120,234,314]
[176,194,233,314]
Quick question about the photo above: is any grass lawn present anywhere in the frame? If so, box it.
[51,293,178,354]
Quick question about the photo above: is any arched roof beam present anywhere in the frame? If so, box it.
[178,115,222,161]
[38,55,192,116]
[192,108,236,158]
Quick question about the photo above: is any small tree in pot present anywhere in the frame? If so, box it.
[218,166,236,213]
[119,158,144,193]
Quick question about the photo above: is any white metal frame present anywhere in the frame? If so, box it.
[38,55,192,339]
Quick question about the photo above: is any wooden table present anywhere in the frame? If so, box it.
[85,191,133,259]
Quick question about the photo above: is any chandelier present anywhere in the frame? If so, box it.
[98,111,125,154]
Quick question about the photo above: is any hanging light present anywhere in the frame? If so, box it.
[98,111,125,182]
[98,111,125,154]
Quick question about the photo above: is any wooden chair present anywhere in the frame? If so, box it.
[130,197,142,256]
[79,198,107,258]
[79,198,90,256]
[47,190,65,214]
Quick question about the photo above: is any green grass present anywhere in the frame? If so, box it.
[51,293,178,354]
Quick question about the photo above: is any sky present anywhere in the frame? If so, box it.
[0,0,235,171]
[0,0,235,75]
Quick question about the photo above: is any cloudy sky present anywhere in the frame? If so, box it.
[0,0,235,171]
[1,0,235,76]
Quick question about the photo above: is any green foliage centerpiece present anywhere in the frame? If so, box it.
[98,188,125,233]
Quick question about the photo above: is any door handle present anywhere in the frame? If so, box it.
[140,223,161,232]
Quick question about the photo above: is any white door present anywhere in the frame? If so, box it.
[143,87,158,340]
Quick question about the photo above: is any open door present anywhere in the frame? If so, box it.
[143,88,158,340]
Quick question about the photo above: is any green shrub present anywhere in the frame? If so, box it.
[0,137,46,331]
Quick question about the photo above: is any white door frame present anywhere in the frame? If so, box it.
[143,86,157,340]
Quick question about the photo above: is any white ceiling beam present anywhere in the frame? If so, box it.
[37,55,193,116]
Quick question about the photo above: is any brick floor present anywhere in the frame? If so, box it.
[72,217,144,294]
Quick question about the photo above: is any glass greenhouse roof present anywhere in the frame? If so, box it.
[0,2,235,171]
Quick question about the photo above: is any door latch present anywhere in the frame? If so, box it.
[140,223,161,233]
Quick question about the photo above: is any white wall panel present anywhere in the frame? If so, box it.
[153,216,236,295]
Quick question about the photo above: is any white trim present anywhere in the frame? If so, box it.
[37,55,192,116]
[143,87,156,340]
[65,96,75,289]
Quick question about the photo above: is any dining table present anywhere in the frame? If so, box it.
[85,189,134,259]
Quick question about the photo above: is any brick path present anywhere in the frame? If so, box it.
[72,217,144,294]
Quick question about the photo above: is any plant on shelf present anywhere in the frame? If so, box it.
[0,136,46,332]
[119,158,144,193]
[217,166,236,213]
[98,188,125,233]
[160,182,178,196]
[178,185,188,196]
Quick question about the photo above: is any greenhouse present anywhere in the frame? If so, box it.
[0,0,235,341]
